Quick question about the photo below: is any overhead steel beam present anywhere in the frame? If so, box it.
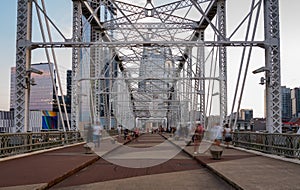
[30,40,265,49]
[81,0,112,42]
[176,0,218,74]
[189,0,218,41]
[104,22,197,30]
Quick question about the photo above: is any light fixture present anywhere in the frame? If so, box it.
[252,66,270,74]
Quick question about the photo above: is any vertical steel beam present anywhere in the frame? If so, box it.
[15,0,32,132]
[193,30,205,124]
[198,30,206,125]
[264,0,282,133]
[187,47,193,122]
[91,29,103,125]
[217,0,227,126]
[71,0,82,131]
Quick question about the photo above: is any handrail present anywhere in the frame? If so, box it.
[0,131,83,158]
[232,132,300,159]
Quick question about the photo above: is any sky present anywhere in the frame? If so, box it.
[0,0,299,118]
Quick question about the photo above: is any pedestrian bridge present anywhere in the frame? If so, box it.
[6,0,299,188]
[14,0,283,135]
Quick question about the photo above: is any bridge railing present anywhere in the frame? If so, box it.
[0,131,83,158]
[233,132,300,159]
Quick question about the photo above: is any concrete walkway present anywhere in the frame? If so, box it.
[177,138,300,190]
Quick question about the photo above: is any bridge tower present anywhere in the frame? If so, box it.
[263,0,282,133]
[15,0,32,132]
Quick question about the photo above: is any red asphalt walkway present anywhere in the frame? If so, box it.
[0,133,299,190]
[0,143,99,189]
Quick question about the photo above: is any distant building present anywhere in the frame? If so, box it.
[0,110,14,133]
[291,87,300,118]
[240,109,253,122]
[66,70,72,97]
[65,69,72,113]
[291,88,300,117]
[10,63,56,111]
[9,67,16,111]
[137,47,174,119]
[252,118,266,132]
[9,63,71,132]
[227,111,253,131]
[282,117,300,133]
[53,70,72,114]
[281,86,292,122]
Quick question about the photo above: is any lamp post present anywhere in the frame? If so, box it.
[24,68,43,132]
[252,66,275,133]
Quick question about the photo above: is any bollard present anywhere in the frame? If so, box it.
[209,145,223,160]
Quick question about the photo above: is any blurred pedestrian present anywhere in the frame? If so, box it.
[193,123,205,154]
[117,125,122,138]
[223,124,232,148]
[87,124,93,143]
[93,122,103,148]
[134,127,139,142]
[124,128,129,140]
[211,123,223,146]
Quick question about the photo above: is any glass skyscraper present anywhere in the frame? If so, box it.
[291,87,300,118]
[281,86,292,122]
[10,63,56,111]
[240,109,253,122]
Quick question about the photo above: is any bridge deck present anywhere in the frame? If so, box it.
[0,133,299,190]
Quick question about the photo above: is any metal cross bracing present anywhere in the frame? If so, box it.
[14,0,282,133]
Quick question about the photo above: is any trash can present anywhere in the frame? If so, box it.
[209,145,223,160]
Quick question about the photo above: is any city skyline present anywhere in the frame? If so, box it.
[0,0,300,118]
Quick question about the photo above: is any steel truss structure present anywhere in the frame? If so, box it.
[15,0,282,133]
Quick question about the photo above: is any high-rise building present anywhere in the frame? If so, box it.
[10,63,72,132]
[66,70,72,97]
[240,109,253,122]
[281,86,292,122]
[61,70,72,114]
[137,47,174,119]
[9,67,16,111]
[0,110,14,133]
[10,63,56,111]
[291,87,300,118]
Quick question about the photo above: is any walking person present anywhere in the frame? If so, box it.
[223,124,232,148]
[124,128,129,140]
[93,122,103,148]
[211,123,223,146]
[133,127,140,142]
[193,123,205,154]
[87,124,93,143]
[117,125,122,138]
